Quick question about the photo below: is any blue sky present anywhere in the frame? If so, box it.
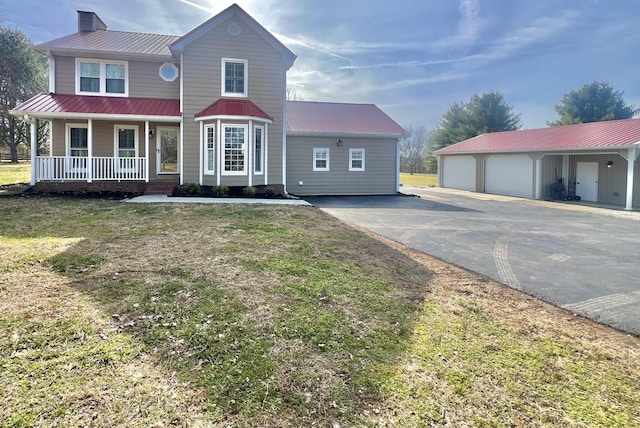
[2,0,638,130]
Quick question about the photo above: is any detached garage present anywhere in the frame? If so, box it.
[435,118,640,210]
[285,101,408,196]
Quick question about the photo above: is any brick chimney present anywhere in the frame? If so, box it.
[77,11,107,32]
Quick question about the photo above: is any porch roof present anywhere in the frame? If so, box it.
[194,98,272,122]
[11,93,181,122]
[435,118,640,155]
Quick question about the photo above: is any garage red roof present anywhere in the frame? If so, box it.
[11,93,181,119]
[195,99,272,121]
[435,118,640,154]
[286,101,408,137]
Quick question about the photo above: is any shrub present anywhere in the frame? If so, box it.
[182,182,201,196]
[242,186,257,197]
[265,186,277,197]
[213,185,230,197]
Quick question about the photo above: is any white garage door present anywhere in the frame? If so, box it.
[485,154,533,198]
[442,155,476,191]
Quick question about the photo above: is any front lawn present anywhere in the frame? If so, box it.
[400,172,437,187]
[1,197,638,426]
[0,161,31,195]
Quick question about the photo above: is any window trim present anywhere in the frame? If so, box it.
[222,123,248,176]
[65,123,89,173]
[221,58,248,98]
[75,58,129,97]
[313,148,330,172]
[254,125,264,175]
[204,123,216,175]
[113,124,139,173]
[159,63,179,82]
[349,148,365,172]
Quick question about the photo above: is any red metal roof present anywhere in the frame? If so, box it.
[195,99,272,121]
[436,119,640,154]
[11,93,181,119]
[286,101,408,137]
[37,30,179,58]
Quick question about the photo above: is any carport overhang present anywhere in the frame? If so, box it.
[437,143,640,210]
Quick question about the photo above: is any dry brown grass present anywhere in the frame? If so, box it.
[1,197,639,427]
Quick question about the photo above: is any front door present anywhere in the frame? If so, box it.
[156,127,179,174]
[576,161,599,201]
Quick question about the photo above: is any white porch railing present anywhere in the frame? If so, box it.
[35,156,147,181]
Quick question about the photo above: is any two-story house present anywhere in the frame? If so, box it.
[11,4,407,196]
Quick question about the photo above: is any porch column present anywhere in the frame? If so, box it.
[145,121,150,182]
[199,120,203,185]
[625,146,638,210]
[216,119,221,186]
[30,120,37,185]
[87,119,93,183]
[264,123,269,185]
[248,120,253,187]
[535,158,542,199]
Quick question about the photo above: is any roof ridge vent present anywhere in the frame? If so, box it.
[77,11,108,32]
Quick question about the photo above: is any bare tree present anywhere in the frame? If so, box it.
[400,126,431,174]
[286,87,304,101]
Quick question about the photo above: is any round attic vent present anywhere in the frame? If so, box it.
[228,23,241,36]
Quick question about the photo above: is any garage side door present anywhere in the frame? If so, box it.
[442,155,476,191]
[485,154,533,198]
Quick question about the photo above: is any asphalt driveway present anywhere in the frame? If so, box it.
[306,187,640,337]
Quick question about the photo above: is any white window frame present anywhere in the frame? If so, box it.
[313,148,330,172]
[159,63,179,82]
[204,123,216,175]
[221,58,248,98]
[349,148,365,171]
[114,125,139,172]
[65,123,88,172]
[254,125,264,175]
[222,124,248,176]
[76,58,129,97]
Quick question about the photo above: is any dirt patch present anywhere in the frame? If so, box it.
[367,229,640,350]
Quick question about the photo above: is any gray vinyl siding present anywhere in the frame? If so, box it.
[539,154,563,200]
[55,56,76,94]
[53,55,180,98]
[181,15,286,185]
[286,136,398,195]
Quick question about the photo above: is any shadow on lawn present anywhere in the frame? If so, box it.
[29,198,434,426]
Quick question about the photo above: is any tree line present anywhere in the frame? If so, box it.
[400,84,638,174]
[0,27,638,165]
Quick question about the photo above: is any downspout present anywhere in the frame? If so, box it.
[179,52,184,185]
[282,64,287,194]
[396,138,400,192]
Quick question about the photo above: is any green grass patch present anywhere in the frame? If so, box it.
[0,161,31,185]
[400,172,438,187]
[0,197,638,426]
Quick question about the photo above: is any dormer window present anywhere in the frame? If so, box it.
[76,59,128,96]
[221,58,247,97]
